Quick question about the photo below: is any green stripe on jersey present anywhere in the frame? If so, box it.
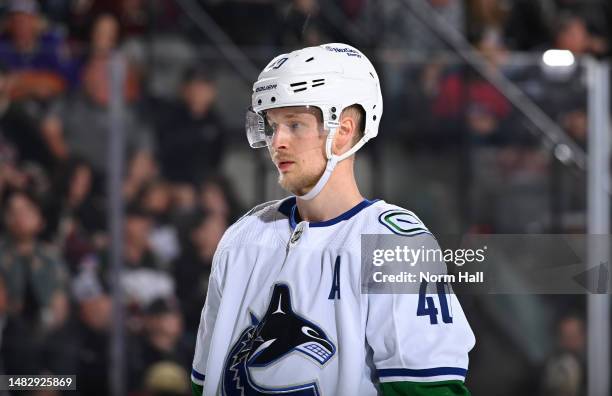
[380,380,470,396]
[191,380,203,396]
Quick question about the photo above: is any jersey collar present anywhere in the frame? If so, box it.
[278,196,379,229]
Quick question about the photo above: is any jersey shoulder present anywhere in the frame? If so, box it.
[369,201,431,237]
[217,199,285,251]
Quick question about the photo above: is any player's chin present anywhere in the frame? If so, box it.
[279,175,304,195]
[278,175,295,193]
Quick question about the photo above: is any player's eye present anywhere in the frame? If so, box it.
[289,122,303,131]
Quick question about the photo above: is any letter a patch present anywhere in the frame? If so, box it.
[328,256,341,300]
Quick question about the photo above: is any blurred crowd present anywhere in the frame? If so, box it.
[0,1,238,395]
[0,0,606,395]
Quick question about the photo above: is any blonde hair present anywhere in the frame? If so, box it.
[342,104,365,145]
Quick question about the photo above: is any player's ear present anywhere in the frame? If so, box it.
[333,113,356,155]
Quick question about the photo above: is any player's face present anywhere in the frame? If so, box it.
[265,106,327,195]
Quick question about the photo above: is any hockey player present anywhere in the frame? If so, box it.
[191,43,475,396]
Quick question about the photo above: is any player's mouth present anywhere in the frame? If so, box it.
[276,161,294,172]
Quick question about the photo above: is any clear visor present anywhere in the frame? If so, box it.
[246,106,274,148]
[245,105,326,149]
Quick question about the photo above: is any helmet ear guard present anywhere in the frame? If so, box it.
[322,105,368,161]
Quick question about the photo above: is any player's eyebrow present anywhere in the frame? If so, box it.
[267,113,308,123]
[283,113,307,119]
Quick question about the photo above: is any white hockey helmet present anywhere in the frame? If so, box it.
[246,43,383,200]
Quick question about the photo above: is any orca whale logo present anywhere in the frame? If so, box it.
[223,284,336,396]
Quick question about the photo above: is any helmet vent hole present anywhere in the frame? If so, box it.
[271,97,276,103]
[373,115,377,121]
[312,79,325,88]
[306,57,314,62]
[290,81,308,93]
[257,99,262,105]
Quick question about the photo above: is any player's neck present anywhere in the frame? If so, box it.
[295,163,363,223]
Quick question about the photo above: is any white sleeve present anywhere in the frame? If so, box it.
[191,249,225,386]
[365,235,475,384]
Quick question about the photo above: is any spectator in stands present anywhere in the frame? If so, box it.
[199,175,241,223]
[64,256,146,395]
[559,104,587,149]
[118,203,162,271]
[516,16,590,144]
[172,183,198,214]
[551,13,608,56]
[467,0,509,44]
[379,0,466,120]
[155,65,224,187]
[0,60,65,170]
[56,158,101,229]
[72,12,141,100]
[138,297,192,372]
[65,269,128,396]
[0,189,69,374]
[40,10,146,178]
[0,131,28,200]
[540,315,586,396]
[553,14,590,55]
[82,206,173,320]
[0,190,68,325]
[43,55,153,178]
[47,158,105,272]
[558,315,585,359]
[173,210,227,331]
[89,12,121,59]
[142,361,190,396]
[137,179,180,268]
[124,151,159,203]
[0,0,74,98]
[72,275,112,396]
[431,31,512,145]
[103,0,150,39]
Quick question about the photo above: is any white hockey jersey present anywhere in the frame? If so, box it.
[192,197,475,396]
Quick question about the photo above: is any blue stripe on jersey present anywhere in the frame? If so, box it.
[378,367,467,378]
[192,368,205,381]
[309,199,379,228]
[279,196,380,229]
[278,196,295,218]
